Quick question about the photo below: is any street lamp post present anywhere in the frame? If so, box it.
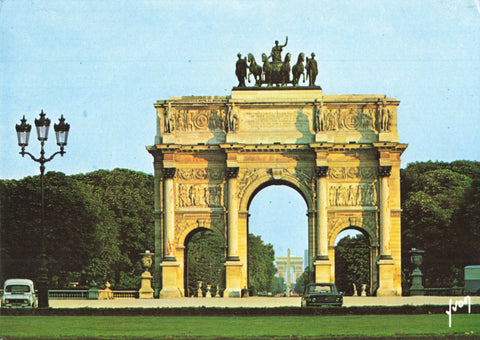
[15,110,70,308]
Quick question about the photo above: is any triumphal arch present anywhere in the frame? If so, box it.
[147,41,406,298]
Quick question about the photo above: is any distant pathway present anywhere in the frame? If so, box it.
[49,296,480,308]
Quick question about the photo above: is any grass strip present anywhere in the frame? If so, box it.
[1,314,479,339]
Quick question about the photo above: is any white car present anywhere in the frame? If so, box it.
[1,279,38,308]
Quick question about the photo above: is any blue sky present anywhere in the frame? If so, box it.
[1,1,479,261]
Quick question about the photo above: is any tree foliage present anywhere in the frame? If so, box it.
[0,169,153,289]
[185,230,225,297]
[247,234,276,294]
[401,161,480,288]
[334,234,370,295]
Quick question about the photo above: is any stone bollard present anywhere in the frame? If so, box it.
[88,280,99,300]
[361,284,367,296]
[352,283,358,296]
[99,281,114,300]
[206,285,212,298]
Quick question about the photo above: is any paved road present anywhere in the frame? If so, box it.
[49,296,480,308]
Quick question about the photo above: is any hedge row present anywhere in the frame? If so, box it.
[1,305,479,316]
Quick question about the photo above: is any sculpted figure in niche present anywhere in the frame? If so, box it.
[164,102,175,133]
[235,53,248,88]
[306,53,318,87]
[269,36,288,63]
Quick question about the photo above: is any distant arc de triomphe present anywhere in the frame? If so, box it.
[147,88,406,298]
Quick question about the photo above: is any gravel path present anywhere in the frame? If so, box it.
[49,296,480,308]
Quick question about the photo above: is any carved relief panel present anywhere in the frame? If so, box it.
[175,168,225,208]
[315,104,394,133]
[327,166,378,207]
[165,108,226,133]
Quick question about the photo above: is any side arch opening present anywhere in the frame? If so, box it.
[183,228,225,297]
[334,227,372,296]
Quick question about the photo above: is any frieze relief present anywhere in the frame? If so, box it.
[175,168,225,181]
[328,167,377,180]
[314,105,393,133]
[164,107,226,133]
[177,183,223,208]
[328,183,377,207]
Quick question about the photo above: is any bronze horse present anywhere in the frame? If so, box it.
[262,52,291,87]
[247,53,262,87]
[292,53,305,87]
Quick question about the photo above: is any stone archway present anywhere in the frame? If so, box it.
[183,227,225,298]
[147,88,407,297]
[332,226,376,296]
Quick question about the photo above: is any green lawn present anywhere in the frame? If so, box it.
[1,314,479,339]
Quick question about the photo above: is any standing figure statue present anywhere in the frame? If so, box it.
[315,100,326,132]
[306,53,318,87]
[235,53,248,88]
[269,36,288,63]
[164,102,174,133]
[380,99,390,132]
[226,104,238,133]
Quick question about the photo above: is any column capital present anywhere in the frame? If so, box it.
[315,166,329,178]
[163,167,176,179]
[379,165,392,177]
[226,167,239,179]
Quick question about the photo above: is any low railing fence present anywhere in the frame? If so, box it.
[423,287,465,296]
[112,290,138,299]
[49,290,89,300]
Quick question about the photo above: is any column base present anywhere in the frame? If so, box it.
[314,258,333,283]
[376,257,396,296]
[159,261,182,298]
[224,260,243,297]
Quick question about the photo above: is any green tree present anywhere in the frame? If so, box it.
[74,169,154,288]
[186,230,224,297]
[0,169,154,289]
[247,234,276,294]
[294,267,312,295]
[334,234,370,296]
[401,161,480,289]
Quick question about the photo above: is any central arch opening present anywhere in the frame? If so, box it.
[247,183,308,295]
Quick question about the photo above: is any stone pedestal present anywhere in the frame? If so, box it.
[160,261,181,298]
[314,259,332,283]
[139,271,154,299]
[410,268,425,295]
[376,258,396,296]
[224,261,242,297]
